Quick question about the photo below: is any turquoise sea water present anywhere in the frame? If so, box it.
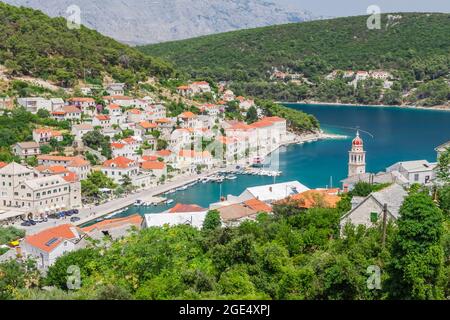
[103,104,450,220]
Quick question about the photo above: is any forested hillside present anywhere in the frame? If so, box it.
[0,3,176,87]
[140,13,450,106]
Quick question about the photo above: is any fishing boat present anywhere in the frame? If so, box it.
[166,199,174,205]
[226,175,237,180]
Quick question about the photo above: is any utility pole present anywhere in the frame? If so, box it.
[381,203,388,247]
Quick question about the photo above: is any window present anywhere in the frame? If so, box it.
[414,174,419,182]
[370,212,378,223]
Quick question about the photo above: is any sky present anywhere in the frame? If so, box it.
[274,0,450,17]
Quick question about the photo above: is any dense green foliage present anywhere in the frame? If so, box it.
[258,100,319,132]
[0,107,70,162]
[0,3,175,87]
[1,186,448,300]
[387,190,445,299]
[82,130,112,159]
[141,13,450,106]
[0,226,25,245]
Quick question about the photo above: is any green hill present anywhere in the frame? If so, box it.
[0,3,176,87]
[140,13,450,106]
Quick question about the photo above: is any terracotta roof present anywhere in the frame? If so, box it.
[168,203,206,213]
[156,150,172,157]
[63,172,79,182]
[244,198,272,213]
[52,111,66,116]
[95,115,110,121]
[178,149,211,158]
[0,161,8,168]
[62,106,82,113]
[103,95,133,101]
[250,120,274,128]
[128,108,142,115]
[192,81,209,86]
[122,137,137,144]
[69,97,95,103]
[179,111,196,119]
[68,157,89,167]
[263,116,285,123]
[111,142,125,149]
[228,122,254,131]
[155,118,171,124]
[177,85,189,90]
[217,136,238,145]
[282,190,341,209]
[82,214,143,233]
[103,156,135,169]
[25,224,80,253]
[138,121,157,129]
[140,161,166,170]
[107,104,121,110]
[34,128,62,136]
[141,155,159,162]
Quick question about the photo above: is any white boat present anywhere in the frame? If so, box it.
[166,199,174,205]
[226,175,237,180]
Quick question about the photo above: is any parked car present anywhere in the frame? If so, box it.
[29,220,36,225]
[70,217,81,222]
[20,221,31,227]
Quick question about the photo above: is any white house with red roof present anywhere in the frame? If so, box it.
[236,96,255,110]
[111,137,140,160]
[105,103,123,117]
[92,114,111,128]
[103,95,135,107]
[36,155,91,180]
[22,224,86,269]
[139,161,167,179]
[67,97,96,115]
[101,156,139,183]
[190,81,211,94]
[135,121,158,138]
[126,108,145,123]
[51,105,82,121]
[32,128,63,144]
[177,111,198,128]
[175,149,213,171]
[146,104,166,120]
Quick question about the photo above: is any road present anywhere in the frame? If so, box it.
[16,166,237,234]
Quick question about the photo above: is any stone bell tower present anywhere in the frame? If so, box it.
[348,130,366,177]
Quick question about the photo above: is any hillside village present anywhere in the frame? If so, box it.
[1,71,448,272]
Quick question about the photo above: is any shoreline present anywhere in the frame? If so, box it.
[18,131,343,233]
[279,100,450,112]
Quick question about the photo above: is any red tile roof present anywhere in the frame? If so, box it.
[138,121,157,129]
[0,161,7,168]
[82,214,142,233]
[244,198,272,213]
[107,103,121,110]
[179,111,196,119]
[168,203,206,213]
[25,224,80,253]
[178,150,211,158]
[140,161,166,170]
[103,156,135,169]
[156,150,172,157]
[63,172,79,182]
[263,116,286,123]
[96,115,110,121]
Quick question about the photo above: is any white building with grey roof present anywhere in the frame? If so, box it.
[340,184,408,233]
